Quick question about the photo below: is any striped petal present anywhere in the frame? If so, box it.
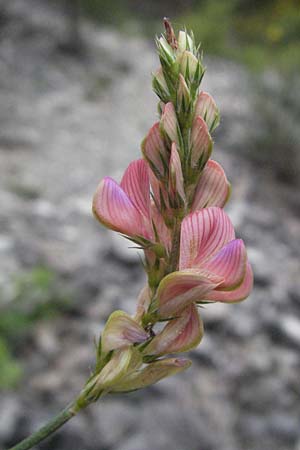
[192,159,230,210]
[160,102,181,147]
[142,123,168,178]
[190,116,212,169]
[151,203,172,252]
[112,357,191,393]
[120,159,151,220]
[102,310,148,354]
[145,304,203,356]
[204,263,253,303]
[204,239,247,289]
[179,208,236,270]
[93,177,145,237]
[169,143,185,203]
[157,268,223,318]
[195,91,220,132]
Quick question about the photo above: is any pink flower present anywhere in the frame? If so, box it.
[157,207,253,318]
[93,159,153,241]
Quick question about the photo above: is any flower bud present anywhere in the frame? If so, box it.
[152,68,170,103]
[160,102,182,148]
[177,30,195,53]
[111,357,192,393]
[190,115,213,170]
[101,310,148,354]
[141,122,169,179]
[195,91,220,132]
[168,143,185,207]
[179,50,204,87]
[144,304,203,356]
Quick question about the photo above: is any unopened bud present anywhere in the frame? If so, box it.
[177,73,191,114]
[190,115,213,170]
[101,311,148,354]
[141,122,169,179]
[195,91,220,132]
[111,357,192,393]
[152,67,170,103]
[169,143,185,206]
[177,30,195,54]
[160,102,182,148]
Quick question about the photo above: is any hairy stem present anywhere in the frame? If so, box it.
[7,402,80,450]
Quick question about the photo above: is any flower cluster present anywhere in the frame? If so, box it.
[80,21,253,402]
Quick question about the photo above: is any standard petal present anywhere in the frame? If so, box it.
[145,304,203,355]
[179,208,236,270]
[120,159,151,220]
[142,123,168,178]
[204,263,253,303]
[190,116,212,169]
[101,310,149,354]
[157,268,223,318]
[195,91,220,132]
[93,177,145,237]
[191,159,230,210]
[204,239,247,289]
[169,143,185,203]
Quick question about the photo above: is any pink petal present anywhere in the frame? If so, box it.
[204,239,247,289]
[151,203,172,252]
[142,123,168,178]
[169,143,185,203]
[191,159,230,210]
[195,91,220,132]
[145,304,203,355]
[160,102,180,146]
[204,263,253,303]
[149,169,169,211]
[93,177,145,237]
[102,310,148,354]
[190,116,212,169]
[157,268,223,318]
[120,159,151,220]
[179,207,236,270]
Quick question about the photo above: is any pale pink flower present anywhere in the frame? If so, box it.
[93,159,153,241]
[195,91,220,132]
[157,207,253,317]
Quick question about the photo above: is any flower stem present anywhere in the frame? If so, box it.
[7,402,79,450]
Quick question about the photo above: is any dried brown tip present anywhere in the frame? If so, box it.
[163,17,178,50]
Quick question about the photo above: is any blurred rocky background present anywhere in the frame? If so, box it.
[0,0,300,449]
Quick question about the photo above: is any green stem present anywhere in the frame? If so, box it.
[7,402,79,450]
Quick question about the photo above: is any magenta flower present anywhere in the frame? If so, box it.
[93,159,153,241]
[157,207,253,318]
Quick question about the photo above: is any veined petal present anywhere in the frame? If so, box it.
[120,159,151,220]
[134,286,152,323]
[112,357,191,393]
[179,208,236,270]
[192,159,230,210]
[190,116,212,169]
[149,169,169,211]
[142,123,168,178]
[204,263,253,303]
[93,177,145,237]
[145,304,203,356]
[151,203,172,252]
[157,268,223,318]
[195,91,220,132]
[101,310,148,354]
[160,102,180,146]
[204,239,247,289]
[169,143,185,203]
